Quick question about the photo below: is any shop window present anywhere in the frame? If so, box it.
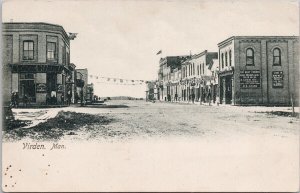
[47,42,56,60]
[23,41,34,60]
[273,48,281,66]
[246,48,254,66]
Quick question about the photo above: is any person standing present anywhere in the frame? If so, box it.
[67,90,72,106]
[191,92,195,104]
[61,94,65,105]
[15,92,19,107]
[11,92,15,107]
[23,94,28,107]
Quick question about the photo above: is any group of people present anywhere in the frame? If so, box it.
[46,90,73,106]
[11,92,30,107]
[165,89,212,104]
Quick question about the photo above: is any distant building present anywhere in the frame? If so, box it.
[158,56,190,101]
[2,22,76,105]
[86,83,94,102]
[180,50,218,103]
[76,68,88,102]
[145,81,158,101]
[218,36,299,105]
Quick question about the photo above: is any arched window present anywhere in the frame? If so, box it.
[221,53,224,68]
[229,50,232,66]
[273,48,281,66]
[246,48,254,66]
[225,52,228,66]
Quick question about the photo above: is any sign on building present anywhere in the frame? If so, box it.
[272,71,284,88]
[36,83,47,93]
[240,70,261,88]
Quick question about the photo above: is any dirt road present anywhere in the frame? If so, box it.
[2,100,299,191]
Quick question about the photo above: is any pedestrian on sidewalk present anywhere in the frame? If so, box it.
[15,92,19,107]
[67,90,72,106]
[11,92,15,108]
[61,94,65,105]
[191,93,195,104]
[23,94,28,107]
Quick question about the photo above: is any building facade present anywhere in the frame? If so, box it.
[76,68,88,102]
[218,36,299,105]
[2,22,75,105]
[180,50,218,103]
[158,56,190,101]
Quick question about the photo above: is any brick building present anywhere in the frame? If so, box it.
[2,22,76,105]
[218,36,299,105]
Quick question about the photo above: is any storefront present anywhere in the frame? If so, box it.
[219,70,234,104]
[10,64,72,105]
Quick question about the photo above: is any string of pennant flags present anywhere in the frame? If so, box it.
[88,74,150,85]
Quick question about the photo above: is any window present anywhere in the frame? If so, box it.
[197,65,200,75]
[185,66,187,78]
[221,53,224,68]
[202,63,204,74]
[225,52,228,66]
[246,48,254,66]
[47,42,56,60]
[229,50,232,66]
[192,63,195,75]
[273,48,281,66]
[23,41,34,60]
[200,64,202,75]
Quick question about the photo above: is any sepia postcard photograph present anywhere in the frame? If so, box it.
[1,0,299,192]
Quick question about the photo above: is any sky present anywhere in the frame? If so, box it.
[2,0,299,98]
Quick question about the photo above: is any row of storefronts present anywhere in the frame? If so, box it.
[150,36,299,106]
[2,22,93,106]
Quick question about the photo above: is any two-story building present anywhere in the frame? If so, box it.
[218,36,299,105]
[2,22,76,105]
[180,50,218,103]
[158,56,189,101]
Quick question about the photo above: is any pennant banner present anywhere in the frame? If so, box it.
[88,74,150,85]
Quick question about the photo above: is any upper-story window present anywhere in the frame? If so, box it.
[200,64,202,75]
[246,48,254,66]
[225,52,228,66]
[47,42,56,60]
[229,50,232,66]
[273,48,281,66]
[23,41,34,60]
[221,53,224,68]
[192,63,195,75]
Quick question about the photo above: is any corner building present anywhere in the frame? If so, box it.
[2,22,75,105]
[218,36,299,106]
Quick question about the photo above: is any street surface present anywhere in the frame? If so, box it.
[2,100,299,191]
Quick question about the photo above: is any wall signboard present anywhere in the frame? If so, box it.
[36,83,47,93]
[240,70,261,88]
[272,71,284,88]
[57,84,64,93]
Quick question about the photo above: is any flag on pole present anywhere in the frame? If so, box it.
[156,50,162,55]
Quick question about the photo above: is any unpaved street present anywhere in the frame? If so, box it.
[2,100,299,191]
